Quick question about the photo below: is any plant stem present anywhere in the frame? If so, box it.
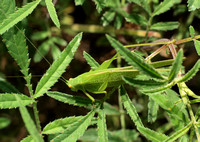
[178,83,200,141]
[144,16,153,42]
[117,54,126,139]
[33,102,42,132]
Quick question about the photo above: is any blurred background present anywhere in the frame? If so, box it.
[0,0,200,141]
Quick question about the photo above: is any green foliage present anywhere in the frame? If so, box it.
[0,93,35,109]
[34,33,82,98]
[0,117,11,129]
[0,0,41,34]
[45,0,60,28]
[1,0,200,141]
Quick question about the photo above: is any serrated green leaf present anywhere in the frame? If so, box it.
[93,0,106,13]
[148,98,159,123]
[137,126,169,142]
[123,77,167,88]
[3,29,30,77]
[120,86,143,127]
[194,39,200,56]
[127,0,151,14]
[75,0,85,5]
[51,44,61,60]
[42,116,84,134]
[34,33,82,98]
[15,95,44,142]
[178,59,200,83]
[187,0,200,11]
[83,51,100,70]
[153,0,180,16]
[0,117,11,129]
[163,122,192,142]
[106,35,164,79]
[101,11,115,26]
[46,91,98,108]
[168,49,183,82]
[125,13,148,26]
[150,22,179,31]
[45,0,60,28]
[0,93,34,109]
[52,109,95,142]
[97,105,108,142]
[20,136,34,142]
[0,0,15,23]
[147,89,189,126]
[0,79,19,93]
[114,14,123,29]
[189,25,195,38]
[0,0,41,35]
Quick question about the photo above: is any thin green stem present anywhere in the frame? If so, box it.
[178,83,200,141]
[144,16,153,42]
[32,102,42,132]
[117,54,126,140]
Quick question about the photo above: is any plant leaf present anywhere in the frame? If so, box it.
[153,0,180,16]
[148,98,159,123]
[150,22,179,31]
[42,116,84,134]
[52,109,95,142]
[178,59,200,83]
[0,0,41,35]
[120,86,143,127]
[106,35,164,79]
[21,136,34,142]
[97,105,108,142]
[101,11,115,26]
[187,0,200,11]
[0,79,19,93]
[189,25,195,38]
[46,91,98,108]
[34,33,82,98]
[83,51,100,70]
[0,0,15,23]
[92,0,106,13]
[194,39,200,56]
[75,0,85,5]
[168,49,183,82]
[45,0,60,28]
[137,126,169,142]
[15,95,43,142]
[125,13,148,26]
[0,117,11,129]
[123,77,167,88]
[0,93,35,109]
[163,122,192,142]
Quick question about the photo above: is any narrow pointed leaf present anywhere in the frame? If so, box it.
[120,86,143,127]
[123,77,167,88]
[34,33,82,98]
[178,59,200,83]
[153,0,180,16]
[150,22,179,31]
[45,0,60,28]
[93,0,106,13]
[83,51,100,70]
[163,122,192,142]
[15,95,43,142]
[0,93,35,109]
[21,136,34,142]
[194,39,200,56]
[46,91,99,108]
[42,116,84,134]
[97,105,108,142]
[138,126,169,142]
[0,79,19,93]
[52,109,95,142]
[0,0,41,35]
[106,35,163,79]
[101,11,115,26]
[168,49,183,82]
